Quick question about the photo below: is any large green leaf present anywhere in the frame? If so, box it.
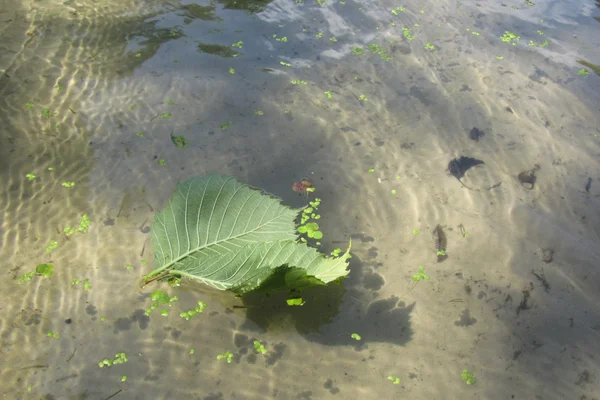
[145,175,350,294]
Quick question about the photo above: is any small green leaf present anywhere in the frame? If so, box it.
[26,173,36,181]
[351,333,361,340]
[170,134,187,148]
[286,297,305,306]
[35,264,54,277]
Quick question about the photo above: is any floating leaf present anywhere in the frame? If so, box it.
[144,176,351,294]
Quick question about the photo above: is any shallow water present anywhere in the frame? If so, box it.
[1,0,599,398]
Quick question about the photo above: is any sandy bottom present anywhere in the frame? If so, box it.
[1,0,599,399]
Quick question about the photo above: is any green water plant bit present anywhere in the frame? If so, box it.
[461,369,476,385]
[65,215,91,236]
[253,340,267,354]
[351,333,361,340]
[387,375,400,384]
[145,290,179,316]
[142,175,351,294]
[46,240,58,253]
[47,330,59,339]
[62,181,75,188]
[170,134,187,148]
[36,263,53,277]
[412,266,430,281]
[180,300,207,320]
[26,173,36,181]
[217,351,233,363]
[286,297,305,306]
[500,31,520,45]
[297,222,322,239]
[18,263,54,284]
[98,352,128,368]
[577,68,589,76]
[17,272,35,284]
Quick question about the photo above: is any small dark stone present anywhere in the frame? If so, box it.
[65,318,72,324]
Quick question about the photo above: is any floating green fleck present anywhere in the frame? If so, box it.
[461,369,476,385]
[496,55,504,60]
[255,110,264,115]
[229,67,235,74]
[232,41,243,48]
[121,376,127,382]
[160,113,172,119]
[425,42,436,50]
[62,181,75,188]
[158,159,166,166]
[391,189,397,195]
[324,91,333,99]
[41,108,56,118]
[291,80,308,85]
[25,103,34,110]
[221,121,232,130]
[145,290,178,316]
[351,333,361,340]
[189,348,195,355]
[330,248,342,257]
[577,68,589,76]
[351,47,364,55]
[136,132,145,137]
[47,330,59,339]
[500,31,520,45]
[280,61,291,67]
[171,134,187,148]
[287,297,305,306]
[297,222,322,239]
[391,6,406,15]
[26,173,36,181]
[402,27,414,41]
[413,229,420,236]
[180,300,207,320]
[253,340,267,354]
[528,40,549,47]
[17,272,35,284]
[387,375,400,384]
[436,249,446,256]
[412,266,430,281]
[217,351,233,363]
[368,168,375,173]
[98,352,128,368]
[36,264,53,277]
[46,240,58,253]
[359,95,368,101]
[77,215,91,233]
